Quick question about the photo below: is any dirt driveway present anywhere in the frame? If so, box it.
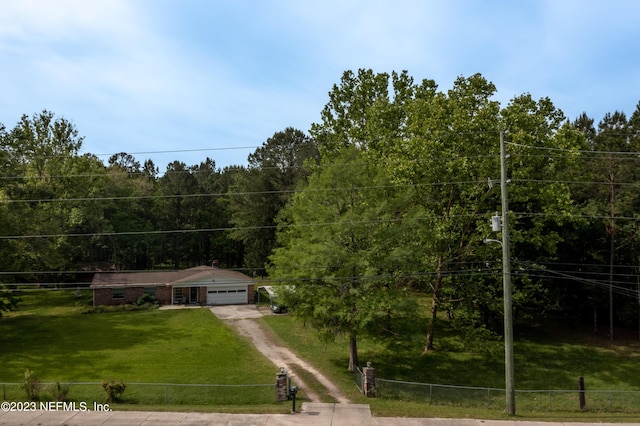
[209,305,349,404]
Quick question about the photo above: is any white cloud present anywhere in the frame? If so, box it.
[0,0,140,42]
[1,0,639,169]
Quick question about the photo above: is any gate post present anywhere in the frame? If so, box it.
[276,367,289,401]
[363,362,376,397]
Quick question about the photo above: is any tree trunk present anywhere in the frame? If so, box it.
[425,257,444,352]
[637,280,640,341]
[348,335,358,372]
[609,229,614,341]
[608,178,616,341]
[173,233,181,270]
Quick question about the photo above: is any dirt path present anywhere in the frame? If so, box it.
[210,306,349,404]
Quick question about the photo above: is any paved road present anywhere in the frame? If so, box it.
[2,403,636,425]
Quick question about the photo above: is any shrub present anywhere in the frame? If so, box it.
[136,294,159,306]
[20,369,40,401]
[101,380,126,403]
[49,382,70,402]
[77,303,158,314]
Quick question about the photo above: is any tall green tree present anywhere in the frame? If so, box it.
[311,69,415,157]
[189,158,242,268]
[576,107,640,339]
[2,111,89,276]
[101,153,157,270]
[7,110,83,178]
[0,124,19,315]
[310,69,585,351]
[268,147,416,370]
[156,161,198,269]
[375,74,503,350]
[227,128,319,273]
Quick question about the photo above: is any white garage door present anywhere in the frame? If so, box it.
[206,286,248,305]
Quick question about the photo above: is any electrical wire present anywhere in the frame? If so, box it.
[0,180,486,204]
[506,142,640,156]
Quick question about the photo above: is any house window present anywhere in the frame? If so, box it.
[112,288,124,300]
[175,288,183,299]
[144,287,155,296]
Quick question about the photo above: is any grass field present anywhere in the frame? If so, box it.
[261,301,640,421]
[0,290,286,411]
[4,289,640,421]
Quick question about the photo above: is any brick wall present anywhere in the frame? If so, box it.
[93,287,143,306]
[94,283,254,306]
[156,286,171,304]
[248,284,255,304]
[123,287,143,304]
[198,287,206,305]
[93,288,112,306]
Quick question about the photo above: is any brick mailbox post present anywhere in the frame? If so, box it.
[276,368,289,401]
[363,362,376,397]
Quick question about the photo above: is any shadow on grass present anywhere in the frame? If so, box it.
[314,315,640,394]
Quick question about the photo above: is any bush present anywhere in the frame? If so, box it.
[49,382,70,402]
[20,369,40,401]
[77,303,158,314]
[136,294,159,306]
[101,380,126,403]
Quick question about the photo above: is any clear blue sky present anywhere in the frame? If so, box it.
[1,0,639,171]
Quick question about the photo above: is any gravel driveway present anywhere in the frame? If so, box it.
[210,305,349,403]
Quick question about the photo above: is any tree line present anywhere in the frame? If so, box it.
[1,70,640,363]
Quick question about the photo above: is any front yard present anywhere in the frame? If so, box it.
[0,290,284,411]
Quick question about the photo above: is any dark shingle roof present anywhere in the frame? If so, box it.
[90,266,253,288]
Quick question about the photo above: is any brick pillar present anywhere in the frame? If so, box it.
[363,362,376,397]
[276,367,289,401]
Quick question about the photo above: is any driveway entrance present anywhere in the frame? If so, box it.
[209,304,263,319]
[208,304,350,404]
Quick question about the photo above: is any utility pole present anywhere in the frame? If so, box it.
[500,130,516,416]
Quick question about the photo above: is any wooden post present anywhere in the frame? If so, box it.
[578,376,586,410]
[500,130,516,416]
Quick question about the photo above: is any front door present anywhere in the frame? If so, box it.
[190,287,198,304]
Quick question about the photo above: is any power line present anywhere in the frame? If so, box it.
[0,180,485,204]
[0,214,478,239]
[507,141,640,156]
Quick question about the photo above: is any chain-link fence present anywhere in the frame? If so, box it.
[375,379,640,413]
[376,379,504,409]
[353,366,364,394]
[1,382,277,406]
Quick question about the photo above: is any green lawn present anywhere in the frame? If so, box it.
[261,302,640,422]
[4,290,640,421]
[0,290,285,411]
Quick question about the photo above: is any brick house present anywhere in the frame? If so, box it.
[90,265,255,306]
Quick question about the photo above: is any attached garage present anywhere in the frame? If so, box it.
[90,265,255,307]
[206,286,248,305]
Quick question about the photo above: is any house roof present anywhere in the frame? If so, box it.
[90,266,254,288]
